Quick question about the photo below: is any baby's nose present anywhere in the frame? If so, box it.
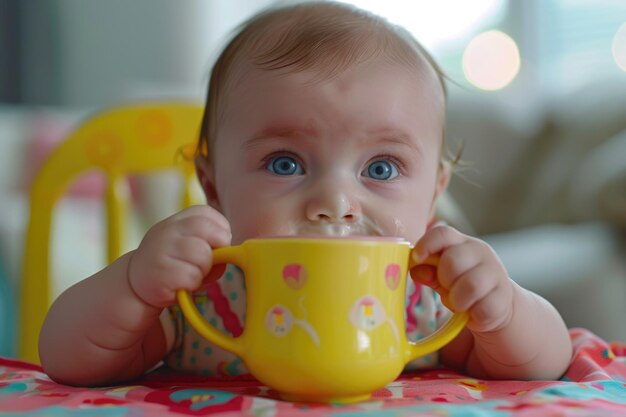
[305,180,361,222]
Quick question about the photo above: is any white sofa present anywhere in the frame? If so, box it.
[444,78,626,342]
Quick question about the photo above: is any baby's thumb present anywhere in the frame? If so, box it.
[203,263,227,284]
[409,264,438,290]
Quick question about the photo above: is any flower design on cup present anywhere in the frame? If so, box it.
[385,263,401,290]
[349,296,384,330]
[265,305,293,336]
[265,304,320,347]
[349,295,399,343]
[282,263,308,290]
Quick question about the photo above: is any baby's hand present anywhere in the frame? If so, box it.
[127,205,231,308]
[410,225,514,333]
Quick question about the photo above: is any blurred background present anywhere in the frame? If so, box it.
[0,0,625,357]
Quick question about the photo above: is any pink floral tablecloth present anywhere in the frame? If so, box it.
[1,328,625,416]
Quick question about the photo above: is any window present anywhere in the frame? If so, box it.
[536,0,626,94]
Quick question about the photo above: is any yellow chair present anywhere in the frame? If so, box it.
[18,102,204,363]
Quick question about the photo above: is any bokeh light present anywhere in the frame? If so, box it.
[462,30,521,91]
[612,22,626,71]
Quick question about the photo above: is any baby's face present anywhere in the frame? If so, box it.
[200,56,447,245]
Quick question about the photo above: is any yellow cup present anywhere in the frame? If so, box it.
[176,237,467,403]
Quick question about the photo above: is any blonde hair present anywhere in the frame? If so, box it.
[198,1,450,161]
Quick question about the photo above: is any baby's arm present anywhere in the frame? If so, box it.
[411,225,572,380]
[39,205,231,386]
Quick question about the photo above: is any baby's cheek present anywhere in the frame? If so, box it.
[224,213,256,244]
[380,216,427,243]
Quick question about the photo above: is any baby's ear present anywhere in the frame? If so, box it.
[195,155,221,210]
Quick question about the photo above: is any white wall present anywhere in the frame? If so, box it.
[21,0,274,107]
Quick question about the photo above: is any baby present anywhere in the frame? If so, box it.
[39,1,572,386]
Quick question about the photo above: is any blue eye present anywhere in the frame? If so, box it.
[363,160,399,180]
[266,156,304,175]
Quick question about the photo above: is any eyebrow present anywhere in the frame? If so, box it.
[244,125,423,157]
[243,125,318,150]
[366,128,423,157]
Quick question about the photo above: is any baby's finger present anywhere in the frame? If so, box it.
[409,264,439,290]
[437,240,483,290]
[136,253,208,305]
[167,236,228,283]
[465,285,513,332]
[169,205,231,231]
[204,264,227,284]
[165,259,209,292]
[412,225,467,264]
[167,236,213,274]
[447,263,497,312]
[175,215,232,248]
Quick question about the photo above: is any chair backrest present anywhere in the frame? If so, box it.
[18,102,204,363]
[0,258,15,357]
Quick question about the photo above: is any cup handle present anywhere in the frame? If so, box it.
[175,245,246,358]
[405,254,469,362]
